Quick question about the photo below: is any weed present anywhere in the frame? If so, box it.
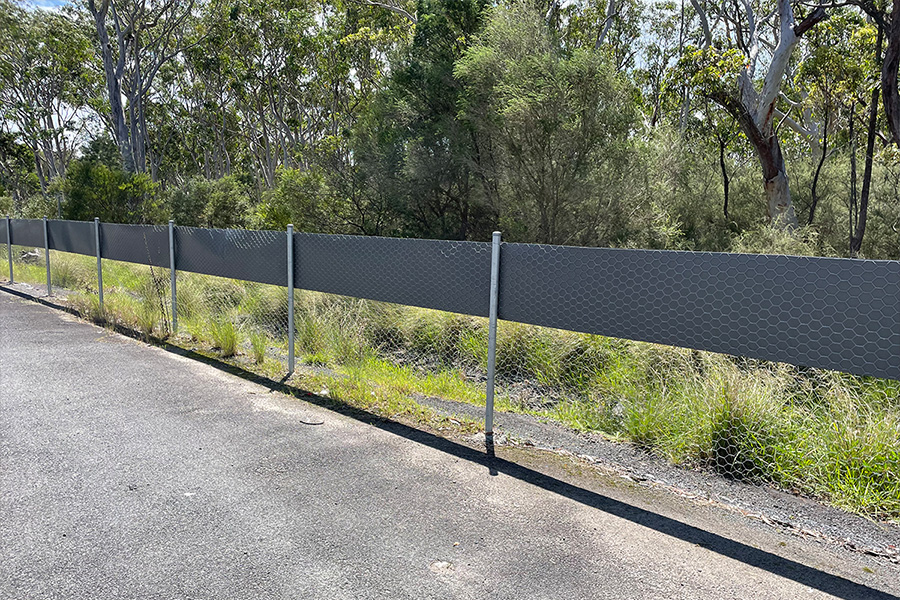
[210,318,238,357]
[250,330,266,364]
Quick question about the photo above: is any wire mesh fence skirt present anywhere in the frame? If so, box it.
[498,243,900,380]
[48,250,99,296]
[8,219,44,247]
[172,271,290,371]
[2,219,899,520]
[5,244,47,286]
[175,227,287,287]
[97,259,172,337]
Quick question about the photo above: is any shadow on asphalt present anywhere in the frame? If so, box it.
[4,286,896,600]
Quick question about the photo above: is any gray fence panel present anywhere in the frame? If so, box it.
[294,233,492,316]
[174,227,287,287]
[9,219,44,247]
[48,220,95,256]
[498,243,900,380]
[100,223,169,267]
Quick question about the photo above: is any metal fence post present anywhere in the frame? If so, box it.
[5,215,12,284]
[43,216,51,296]
[485,231,502,443]
[94,218,103,311]
[287,224,295,375]
[169,220,177,334]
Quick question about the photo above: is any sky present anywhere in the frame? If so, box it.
[28,0,68,9]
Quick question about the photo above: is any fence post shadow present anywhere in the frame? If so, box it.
[0,285,895,600]
[51,314,888,600]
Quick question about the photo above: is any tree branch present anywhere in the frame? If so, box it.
[793,5,828,37]
[364,1,416,24]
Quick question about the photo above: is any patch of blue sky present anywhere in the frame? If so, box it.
[28,0,69,9]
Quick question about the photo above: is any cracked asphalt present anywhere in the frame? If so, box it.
[1,290,898,599]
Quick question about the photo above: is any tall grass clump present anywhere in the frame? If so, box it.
[50,253,94,290]
[250,330,267,364]
[210,318,239,357]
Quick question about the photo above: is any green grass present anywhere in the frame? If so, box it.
[250,330,267,364]
[209,318,239,357]
[6,247,899,521]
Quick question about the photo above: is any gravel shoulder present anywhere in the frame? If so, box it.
[416,394,900,558]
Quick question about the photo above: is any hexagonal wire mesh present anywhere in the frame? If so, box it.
[2,219,898,519]
[494,241,900,518]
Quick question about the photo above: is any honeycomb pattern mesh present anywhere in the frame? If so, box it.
[2,218,898,380]
[294,233,492,316]
[175,226,286,287]
[499,244,900,380]
[2,219,899,520]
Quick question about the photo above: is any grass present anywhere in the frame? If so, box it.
[209,318,239,357]
[250,330,267,364]
[3,246,898,521]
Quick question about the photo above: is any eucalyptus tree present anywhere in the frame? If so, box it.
[795,11,874,234]
[678,0,829,228]
[85,0,196,174]
[0,1,94,209]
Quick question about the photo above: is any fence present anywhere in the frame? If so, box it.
[2,216,899,437]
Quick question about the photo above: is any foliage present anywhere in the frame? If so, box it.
[456,2,638,244]
[0,0,895,257]
[62,157,161,224]
[166,175,251,229]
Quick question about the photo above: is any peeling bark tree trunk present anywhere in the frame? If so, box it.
[883,0,900,145]
[88,0,137,172]
[764,166,797,226]
[712,90,801,228]
[695,1,826,229]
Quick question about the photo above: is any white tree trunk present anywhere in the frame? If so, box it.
[764,169,797,228]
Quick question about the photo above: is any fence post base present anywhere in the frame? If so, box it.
[95,218,103,313]
[169,220,177,334]
[5,216,12,284]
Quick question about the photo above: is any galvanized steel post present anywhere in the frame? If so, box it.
[43,216,51,296]
[5,215,12,284]
[169,220,177,334]
[287,224,295,375]
[485,231,502,442]
[94,218,103,310]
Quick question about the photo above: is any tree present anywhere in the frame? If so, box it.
[457,2,637,244]
[0,1,94,211]
[86,0,195,174]
[678,0,828,228]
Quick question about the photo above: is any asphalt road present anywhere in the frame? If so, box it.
[1,289,898,600]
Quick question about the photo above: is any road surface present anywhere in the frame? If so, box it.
[1,290,897,599]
